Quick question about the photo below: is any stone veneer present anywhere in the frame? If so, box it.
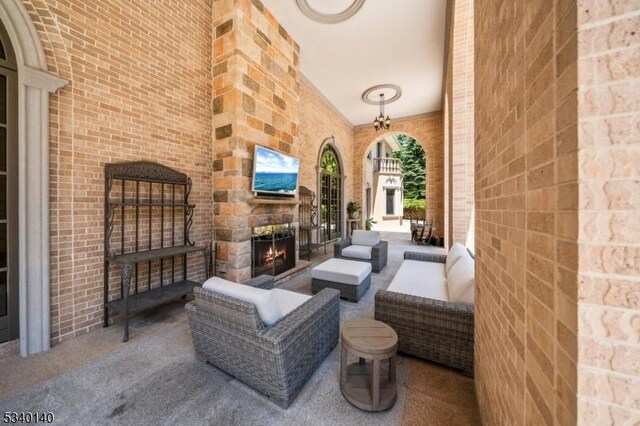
[576,2,640,423]
[353,115,444,238]
[212,0,300,282]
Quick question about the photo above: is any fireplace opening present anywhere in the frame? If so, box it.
[251,224,296,277]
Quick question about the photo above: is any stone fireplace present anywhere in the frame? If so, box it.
[211,0,301,282]
[251,224,296,278]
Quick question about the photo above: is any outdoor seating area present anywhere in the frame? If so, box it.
[0,0,634,424]
[0,234,480,424]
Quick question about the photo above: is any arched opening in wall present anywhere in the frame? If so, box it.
[362,133,426,237]
[317,141,344,243]
[0,18,17,344]
[0,2,66,355]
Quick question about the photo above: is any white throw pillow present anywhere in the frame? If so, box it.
[447,256,474,302]
[351,230,381,247]
[446,243,468,275]
[457,283,474,305]
[203,277,283,326]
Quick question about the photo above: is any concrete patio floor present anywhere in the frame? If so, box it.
[0,232,480,425]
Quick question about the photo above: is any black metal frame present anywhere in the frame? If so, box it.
[104,161,210,341]
[251,224,296,278]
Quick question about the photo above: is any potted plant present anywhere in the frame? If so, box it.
[347,201,361,219]
[365,217,377,230]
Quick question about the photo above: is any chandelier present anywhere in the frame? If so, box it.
[373,93,391,131]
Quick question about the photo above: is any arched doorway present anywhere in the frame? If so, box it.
[0,2,66,355]
[0,18,17,344]
[362,133,426,234]
[318,142,343,242]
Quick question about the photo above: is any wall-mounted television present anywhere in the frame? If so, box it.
[252,145,300,197]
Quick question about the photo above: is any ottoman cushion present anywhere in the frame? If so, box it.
[312,258,371,285]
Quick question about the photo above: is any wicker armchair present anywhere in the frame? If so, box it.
[374,251,474,376]
[334,230,388,272]
[186,275,340,408]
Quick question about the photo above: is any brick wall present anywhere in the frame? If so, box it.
[212,0,300,282]
[447,0,474,249]
[353,114,444,238]
[23,0,213,343]
[576,2,640,422]
[298,77,353,204]
[475,0,578,424]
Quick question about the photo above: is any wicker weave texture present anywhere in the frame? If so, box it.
[403,251,447,263]
[187,282,340,408]
[333,238,388,272]
[374,290,474,376]
[311,274,371,302]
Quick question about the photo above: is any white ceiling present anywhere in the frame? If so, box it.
[261,0,446,126]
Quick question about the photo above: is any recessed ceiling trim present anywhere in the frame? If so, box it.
[296,0,365,24]
[361,84,402,105]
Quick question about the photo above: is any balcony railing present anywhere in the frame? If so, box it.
[373,157,402,173]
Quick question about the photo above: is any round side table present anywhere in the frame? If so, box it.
[340,319,398,411]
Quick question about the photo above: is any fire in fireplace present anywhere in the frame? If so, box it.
[251,224,296,277]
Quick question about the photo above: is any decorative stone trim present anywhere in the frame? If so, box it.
[296,0,365,24]
[0,1,67,356]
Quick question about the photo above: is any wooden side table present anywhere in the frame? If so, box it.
[340,319,398,411]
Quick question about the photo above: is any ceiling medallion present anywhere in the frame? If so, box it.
[296,0,366,24]
[361,85,402,131]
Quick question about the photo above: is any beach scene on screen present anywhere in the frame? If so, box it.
[253,146,299,194]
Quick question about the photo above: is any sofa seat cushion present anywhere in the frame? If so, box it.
[387,260,449,301]
[203,277,283,326]
[447,255,475,304]
[342,244,372,260]
[312,258,372,285]
[446,243,468,275]
[272,289,312,317]
[351,230,381,247]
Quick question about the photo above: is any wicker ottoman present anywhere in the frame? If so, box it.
[311,258,372,302]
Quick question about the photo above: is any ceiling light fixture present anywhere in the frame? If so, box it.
[373,93,391,131]
[362,84,402,131]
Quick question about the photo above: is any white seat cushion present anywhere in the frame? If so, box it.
[447,256,475,303]
[312,258,371,285]
[446,243,468,275]
[271,289,312,317]
[342,244,372,260]
[387,260,449,301]
[351,230,381,247]
[203,277,283,325]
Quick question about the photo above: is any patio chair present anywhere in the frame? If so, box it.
[333,229,388,272]
[186,275,340,408]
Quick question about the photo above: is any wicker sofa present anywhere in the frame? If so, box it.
[334,230,388,272]
[186,275,340,408]
[374,244,475,376]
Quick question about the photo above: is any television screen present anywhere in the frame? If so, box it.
[252,146,300,196]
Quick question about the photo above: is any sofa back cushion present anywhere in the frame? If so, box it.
[447,255,475,304]
[203,277,283,326]
[351,230,381,247]
[446,243,468,275]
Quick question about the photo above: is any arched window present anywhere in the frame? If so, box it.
[319,144,342,242]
